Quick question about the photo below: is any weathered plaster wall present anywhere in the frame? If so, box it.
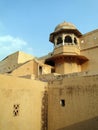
[48,75,98,130]
[0,74,47,130]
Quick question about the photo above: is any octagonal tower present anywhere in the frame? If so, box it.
[45,21,88,74]
[50,21,82,55]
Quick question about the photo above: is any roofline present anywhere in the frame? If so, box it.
[81,29,98,37]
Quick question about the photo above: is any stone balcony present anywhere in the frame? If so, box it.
[53,45,80,56]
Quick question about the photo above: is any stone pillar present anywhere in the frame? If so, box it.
[62,34,65,46]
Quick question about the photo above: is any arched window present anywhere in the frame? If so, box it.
[74,37,77,44]
[57,37,63,45]
[64,36,72,43]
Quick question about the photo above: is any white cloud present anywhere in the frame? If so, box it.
[0,35,33,60]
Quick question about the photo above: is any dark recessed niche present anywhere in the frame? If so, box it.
[60,99,65,107]
[57,37,63,45]
[64,35,72,43]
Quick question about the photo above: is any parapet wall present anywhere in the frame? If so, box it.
[39,71,98,82]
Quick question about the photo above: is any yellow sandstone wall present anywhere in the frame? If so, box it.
[53,46,80,55]
[81,47,98,72]
[48,75,98,130]
[55,60,64,74]
[80,30,98,73]
[0,52,19,73]
[9,58,52,78]
[11,60,38,77]
[41,64,52,75]
[0,51,34,74]
[17,51,34,64]
[55,60,81,75]
[0,74,47,130]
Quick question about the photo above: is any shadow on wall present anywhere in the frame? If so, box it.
[58,116,98,130]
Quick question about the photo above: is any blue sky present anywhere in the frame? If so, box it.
[0,0,98,60]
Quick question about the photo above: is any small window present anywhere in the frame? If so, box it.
[64,36,72,43]
[13,104,20,116]
[74,37,77,44]
[57,37,63,45]
[60,99,65,107]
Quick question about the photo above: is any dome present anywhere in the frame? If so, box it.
[54,21,76,32]
[49,21,82,43]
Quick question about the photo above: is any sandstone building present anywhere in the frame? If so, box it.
[0,21,98,130]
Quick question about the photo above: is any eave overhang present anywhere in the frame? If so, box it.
[45,54,88,65]
[49,29,82,43]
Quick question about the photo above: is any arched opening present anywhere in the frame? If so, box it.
[57,37,63,45]
[64,35,72,43]
[74,37,77,44]
[39,66,43,75]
